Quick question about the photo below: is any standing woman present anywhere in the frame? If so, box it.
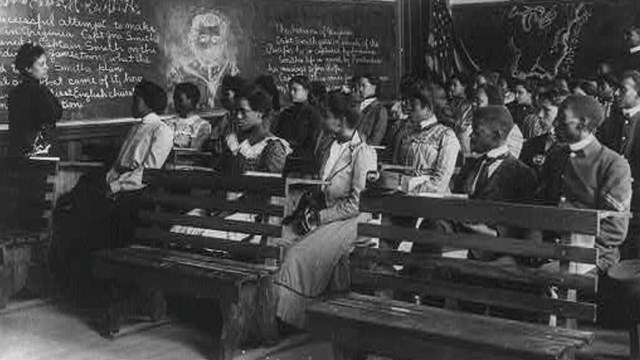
[9,43,62,158]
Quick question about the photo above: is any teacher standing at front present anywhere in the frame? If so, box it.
[8,43,62,158]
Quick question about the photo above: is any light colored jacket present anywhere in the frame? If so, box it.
[317,131,377,225]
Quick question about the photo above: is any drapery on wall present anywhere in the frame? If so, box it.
[424,0,480,83]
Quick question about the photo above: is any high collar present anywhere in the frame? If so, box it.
[360,97,377,111]
[333,130,363,147]
[569,134,596,152]
[622,102,640,118]
[141,112,161,124]
[485,145,510,159]
[419,115,438,129]
[631,45,640,54]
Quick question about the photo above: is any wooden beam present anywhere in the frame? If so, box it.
[352,247,597,293]
[361,195,602,235]
[351,270,598,321]
[358,223,598,264]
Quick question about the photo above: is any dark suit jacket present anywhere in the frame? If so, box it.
[274,102,321,160]
[454,154,538,261]
[8,76,62,157]
[537,139,632,271]
[598,109,640,209]
[357,99,388,146]
[456,153,537,204]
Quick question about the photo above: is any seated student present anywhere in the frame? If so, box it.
[220,85,292,175]
[274,75,321,160]
[210,75,247,163]
[255,74,281,131]
[106,80,173,196]
[520,90,563,176]
[520,88,562,141]
[598,70,640,259]
[379,86,460,267]
[499,76,515,106]
[537,95,631,273]
[389,88,461,194]
[597,74,617,119]
[448,73,473,127]
[508,78,536,129]
[354,74,388,146]
[165,83,211,150]
[454,106,537,261]
[571,79,599,98]
[275,91,377,330]
[461,84,524,158]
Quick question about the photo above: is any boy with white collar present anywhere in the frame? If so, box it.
[542,95,632,271]
[106,80,173,196]
[454,106,537,261]
[598,70,640,258]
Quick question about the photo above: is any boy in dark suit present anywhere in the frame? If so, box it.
[598,70,640,259]
[454,106,538,260]
[540,95,632,272]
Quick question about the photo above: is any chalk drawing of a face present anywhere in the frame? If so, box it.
[169,10,239,108]
[189,12,229,67]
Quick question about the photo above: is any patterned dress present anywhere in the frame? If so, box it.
[393,119,461,194]
[222,133,292,174]
[165,115,212,150]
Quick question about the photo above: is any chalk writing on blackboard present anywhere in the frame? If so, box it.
[263,22,384,93]
[0,0,160,120]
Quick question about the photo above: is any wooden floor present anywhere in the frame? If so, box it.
[0,298,631,360]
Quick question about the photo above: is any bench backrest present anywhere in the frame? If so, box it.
[354,193,622,325]
[0,158,58,240]
[137,169,286,264]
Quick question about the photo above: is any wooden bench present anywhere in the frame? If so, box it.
[307,193,627,360]
[0,157,59,308]
[92,169,286,360]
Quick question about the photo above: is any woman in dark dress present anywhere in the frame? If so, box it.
[8,43,62,158]
[219,84,291,175]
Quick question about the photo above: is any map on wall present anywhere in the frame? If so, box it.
[506,3,592,79]
[450,1,633,80]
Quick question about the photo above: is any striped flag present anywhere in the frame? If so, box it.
[427,0,479,83]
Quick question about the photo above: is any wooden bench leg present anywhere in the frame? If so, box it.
[100,283,130,338]
[144,289,166,322]
[561,349,576,360]
[631,323,640,360]
[256,275,278,346]
[332,344,367,360]
[218,285,257,360]
[0,245,9,310]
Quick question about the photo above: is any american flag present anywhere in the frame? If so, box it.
[427,0,479,83]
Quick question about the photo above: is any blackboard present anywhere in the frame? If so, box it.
[0,0,398,123]
[453,1,636,79]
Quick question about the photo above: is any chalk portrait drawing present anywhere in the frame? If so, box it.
[167,10,239,108]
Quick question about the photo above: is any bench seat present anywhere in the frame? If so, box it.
[93,246,278,300]
[308,293,595,360]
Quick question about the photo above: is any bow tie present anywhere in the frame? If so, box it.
[563,146,585,158]
[481,153,509,165]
